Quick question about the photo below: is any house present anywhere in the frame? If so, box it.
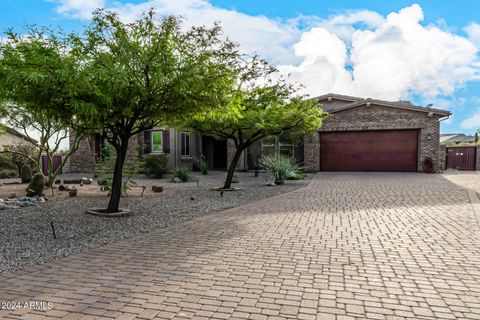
[237,93,450,172]
[440,133,475,144]
[304,94,451,172]
[0,124,35,151]
[68,93,451,173]
[68,128,227,173]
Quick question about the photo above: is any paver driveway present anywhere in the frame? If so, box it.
[1,173,480,320]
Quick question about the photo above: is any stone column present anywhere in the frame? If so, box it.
[303,132,320,172]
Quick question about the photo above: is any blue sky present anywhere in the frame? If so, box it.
[1,0,480,134]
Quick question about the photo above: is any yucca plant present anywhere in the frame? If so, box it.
[260,155,304,184]
[170,166,191,182]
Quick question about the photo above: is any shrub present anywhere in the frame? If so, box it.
[0,153,17,173]
[0,168,17,179]
[8,141,36,175]
[170,166,191,182]
[260,155,304,184]
[20,165,32,183]
[26,172,45,196]
[144,154,168,179]
[200,155,208,175]
[200,161,208,175]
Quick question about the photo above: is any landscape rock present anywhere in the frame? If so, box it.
[81,177,93,185]
[63,179,82,184]
[172,177,181,183]
[152,186,163,193]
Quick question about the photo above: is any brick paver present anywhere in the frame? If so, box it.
[1,173,480,319]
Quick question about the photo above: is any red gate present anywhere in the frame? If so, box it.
[41,154,63,176]
[446,147,476,170]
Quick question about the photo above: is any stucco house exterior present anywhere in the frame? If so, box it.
[68,93,450,173]
[0,124,35,151]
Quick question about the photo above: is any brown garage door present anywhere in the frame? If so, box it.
[320,130,418,172]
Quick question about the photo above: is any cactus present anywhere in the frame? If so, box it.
[26,173,45,197]
[20,165,32,183]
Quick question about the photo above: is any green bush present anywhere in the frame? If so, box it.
[200,161,208,175]
[170,166,191,182]
[0,168,17,179]
[0,153,17,173]
[199,155,208,175]
[20,165,32,183]
[260,155,304,184]
[26,172,45,196]
[144,154,168,179]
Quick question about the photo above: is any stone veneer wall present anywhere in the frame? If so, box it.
[68,131,142,173]
[68,130,96,173]
[304,104,443,172]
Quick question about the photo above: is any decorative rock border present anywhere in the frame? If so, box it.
[86,208,132,217]
[0,196,45,210]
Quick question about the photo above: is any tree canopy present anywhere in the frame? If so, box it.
[70,10,240,213]
[0,27,94,186]
[183,59,327,189]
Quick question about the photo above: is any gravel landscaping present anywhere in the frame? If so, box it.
[0,171,311,273]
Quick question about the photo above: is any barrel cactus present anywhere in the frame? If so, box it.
[26,173,45,197]
[20,165,32,183]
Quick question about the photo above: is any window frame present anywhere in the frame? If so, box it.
[180,132,191,156]
[151,130,163,153]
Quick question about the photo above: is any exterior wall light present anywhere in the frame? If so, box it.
[426,133,433,141]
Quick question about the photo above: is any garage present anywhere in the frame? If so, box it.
[320,130,419,172]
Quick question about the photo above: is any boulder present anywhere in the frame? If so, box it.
[81,177,93,185]
[152,185,163,193]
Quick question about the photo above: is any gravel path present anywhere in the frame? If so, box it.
[0,171,310,273]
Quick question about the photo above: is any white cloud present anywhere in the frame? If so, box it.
[52,1,480,102]
[279,4,480,99]
[53,0,105,19]
[460,112,480,129]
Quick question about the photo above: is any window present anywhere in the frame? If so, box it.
[279,137,294,157]
[262,136,295,158]
[181,132,190,156]
[262,136,276,157]
[151,131,163,153]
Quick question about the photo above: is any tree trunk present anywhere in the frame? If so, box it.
[224,147,244,189]
[106,140,129,213]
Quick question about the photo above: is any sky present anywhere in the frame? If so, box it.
[1,0,480,135]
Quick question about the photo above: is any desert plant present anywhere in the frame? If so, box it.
[0,153,17,173]
[20,165,32,183]
[170,167,191,182]
[26,172,45,196]
[0,168,17,179]
[200,161,209,175]
[260,155,304,184]
[8,142,36,175]
[199,155,208,175]
[144,154,168,179]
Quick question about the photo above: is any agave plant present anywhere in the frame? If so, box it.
[260,155,304,184]
[170,166,191,182]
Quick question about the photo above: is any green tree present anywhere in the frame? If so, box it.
[475,131,479,144]
[73,10,238,213]
[183,59,328,189]
[0,28,93,187]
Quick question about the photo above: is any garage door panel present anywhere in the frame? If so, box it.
[320,130,418,172]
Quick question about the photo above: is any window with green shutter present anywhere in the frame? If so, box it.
[151,131,163,153]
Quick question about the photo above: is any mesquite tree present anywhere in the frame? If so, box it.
[184,59,327,189]
[0,28,93,187]
[73,10,238,213]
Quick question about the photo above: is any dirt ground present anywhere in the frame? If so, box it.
[0,181,174,201]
